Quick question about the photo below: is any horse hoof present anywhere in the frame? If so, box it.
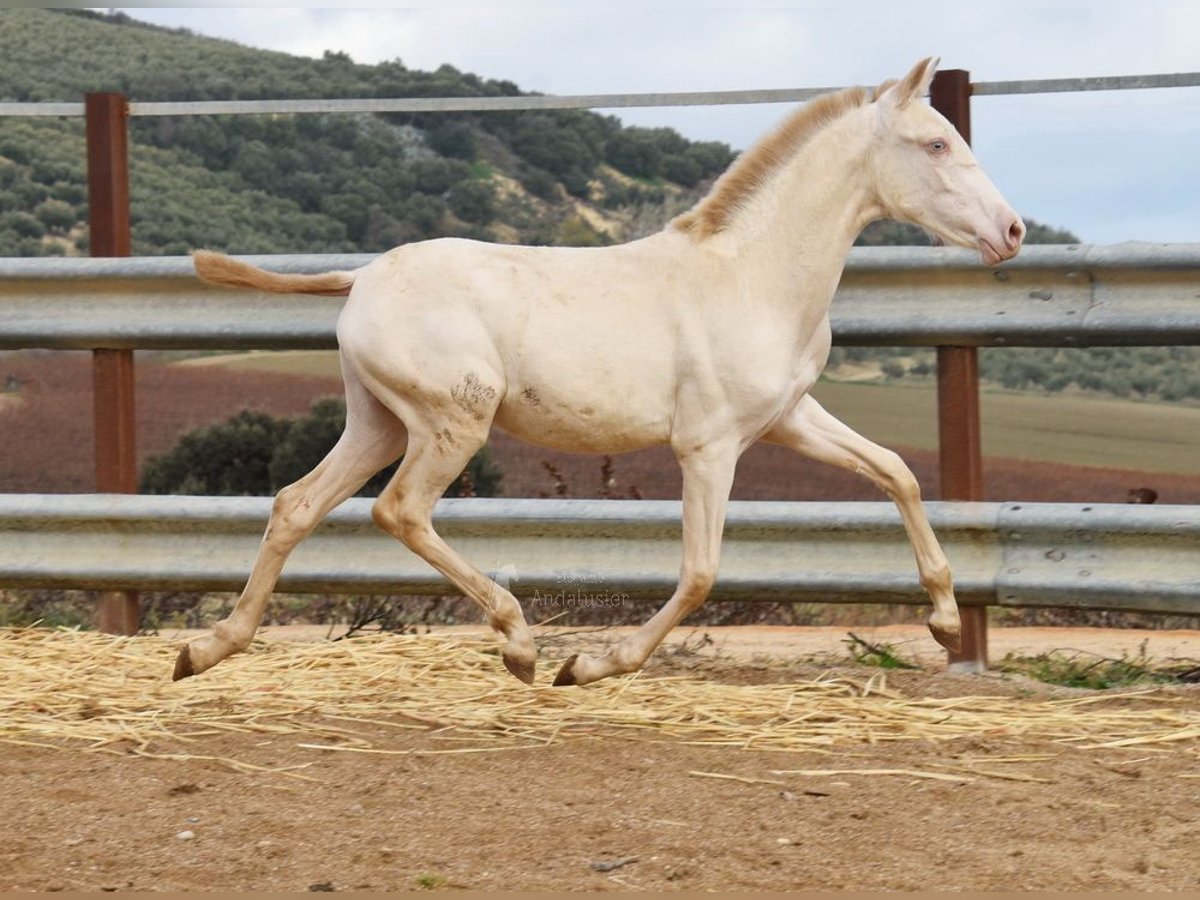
[502,649,536,685]
[929,622,962,653]
[172,645,195,681]
[553,654,580,687]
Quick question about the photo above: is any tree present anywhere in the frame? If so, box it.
[509,114,597,197]
[660,153,703,188]
[605,129,663,179]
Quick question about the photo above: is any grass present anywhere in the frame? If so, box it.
[836,631,1198,690]
[996,644,1178,690]
[842,632,921,670]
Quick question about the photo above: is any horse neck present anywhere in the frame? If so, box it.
[724,108,881,295]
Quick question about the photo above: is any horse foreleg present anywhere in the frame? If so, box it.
[764,394,961,651]
[174,380,407,680]
[554,444,738,687]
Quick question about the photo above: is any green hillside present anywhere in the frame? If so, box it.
[0,8,733,256]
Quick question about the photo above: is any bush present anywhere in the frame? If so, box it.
[426,121,477,160]
[605,129,663,179]
[266,396,359,491]
[410,158,470,196]
[140,410,290,496]
[509,114,597,196]
[660,153,703,187]
[447,179,495,225]
[517,166,558,201]
[3,210,44,239]
[141,399,502,499]
[34,198,76,233]
[49,181,86,205]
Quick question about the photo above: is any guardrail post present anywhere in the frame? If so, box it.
[86,92,140,635]
[929,69,988,672]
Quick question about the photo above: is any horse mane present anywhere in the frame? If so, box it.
[672,82,890,239]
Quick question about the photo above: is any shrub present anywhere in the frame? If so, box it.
[426,121,477,161]
[447,179,495,225]
[140,410,290,496]
[34,198,76,233]
[3,210,44,239]
[141,399,502,499]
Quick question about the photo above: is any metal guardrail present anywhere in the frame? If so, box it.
[2,72,1197,118]
[2,243,1198,351]
[2,70,1190,652]
[2,495,1197,614]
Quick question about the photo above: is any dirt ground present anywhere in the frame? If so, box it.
[2,625,1198,892]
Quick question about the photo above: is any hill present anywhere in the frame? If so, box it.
[0,8,733,256]
[0,8,1095,260]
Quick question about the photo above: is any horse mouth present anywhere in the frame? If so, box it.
[978,237,1005,267]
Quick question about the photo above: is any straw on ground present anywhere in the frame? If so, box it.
[1,628,1197,777]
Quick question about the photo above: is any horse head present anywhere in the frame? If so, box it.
[870,58,1025,265]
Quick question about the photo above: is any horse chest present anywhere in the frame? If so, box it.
[717,315,830,403]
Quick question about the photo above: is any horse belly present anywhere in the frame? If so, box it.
[494,360,673,454]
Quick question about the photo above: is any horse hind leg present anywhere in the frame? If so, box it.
[174,369,407,680]
[370,421,537,684]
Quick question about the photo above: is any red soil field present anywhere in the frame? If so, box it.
[2,350,1198,504]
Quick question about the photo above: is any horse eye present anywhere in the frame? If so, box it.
[928,139,948,154]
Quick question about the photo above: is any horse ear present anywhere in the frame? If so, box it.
[883,57,939,108]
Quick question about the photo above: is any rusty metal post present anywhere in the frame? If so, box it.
[929,70,988,672]
[86,92,140,635]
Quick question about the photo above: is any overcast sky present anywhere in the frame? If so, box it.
[112,6,1200,244]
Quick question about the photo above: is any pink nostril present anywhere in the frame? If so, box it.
[1007,218,1026,249]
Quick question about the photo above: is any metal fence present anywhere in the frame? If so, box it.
[2,67,1199,667]
[3,71,1197,117]
[4,495,1197,616]
[3,243,1199,350]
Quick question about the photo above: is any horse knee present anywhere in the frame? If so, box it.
[269,483,320,544]
[876,451,921,506]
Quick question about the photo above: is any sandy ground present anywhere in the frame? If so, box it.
[2,625,1198,892]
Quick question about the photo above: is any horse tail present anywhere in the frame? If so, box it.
[193,249,356,297]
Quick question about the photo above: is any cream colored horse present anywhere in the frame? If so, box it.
[177,58,1023,687]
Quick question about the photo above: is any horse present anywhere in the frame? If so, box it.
[176,57,1024,687]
